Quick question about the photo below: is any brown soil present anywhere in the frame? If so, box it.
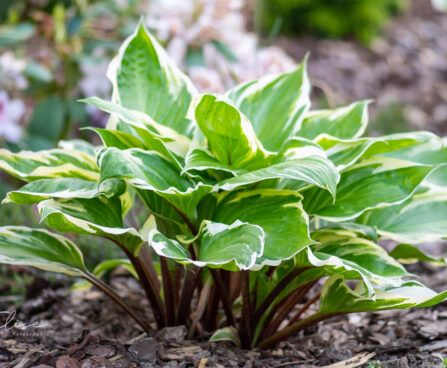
[0,258,447,368]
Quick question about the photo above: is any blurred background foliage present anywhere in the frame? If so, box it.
[257,0,408,44]
[0,0,446,293]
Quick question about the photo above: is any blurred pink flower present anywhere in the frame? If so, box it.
[79,59,111,97]
[0,52,28,90]
[0,91,24,143]
[145,0,296,93]
[79,56,111,127]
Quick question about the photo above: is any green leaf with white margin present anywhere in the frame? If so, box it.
[137,190,186,232]
[314,221,378,242]
[86,128,146,150]
[357,185,447,244]
[183,129,245,177]
[389,244,446,265]
[305,229,408,295]
[107,23,197,137]
[319,275,447,315]
[91,259,137,279]
[303,157,436,221]
[83,97,190,169]
[0,148,99,182]
[214,189,315,267]
[194,94,273,170]
[38,197,144,255]
[297,100,370,140]
[380,136,447,165]
[227,60,310,151]
[58,139,98,157]
[426,164,447,187]
[82,97,190,155]
[218,158,338,195]
[3,178,125,205]
[316,131,438,171]
[73,259,138,291]
[209,327,241,346]
[218,138,339,197]
[149,220,264,270]
[0,227,87,276]
[98,147,212,222]
[184,146,242,176]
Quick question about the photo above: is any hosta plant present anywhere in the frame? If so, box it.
[1,23,447,349]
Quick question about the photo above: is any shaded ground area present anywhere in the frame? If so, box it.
[1,256,447,368]
[276,0,447,136]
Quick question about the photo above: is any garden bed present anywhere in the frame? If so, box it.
[1,259,447,368]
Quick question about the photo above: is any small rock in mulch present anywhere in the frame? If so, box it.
[156,326,187,343]
[129,337,160,362]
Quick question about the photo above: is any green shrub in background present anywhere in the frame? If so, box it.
[258,0,407,44]
[0,0,139,151]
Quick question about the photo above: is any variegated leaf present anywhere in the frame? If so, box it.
[214,189,314,267]
[3,178,125,205]
[58,139,98,156]
[380,136,447,165]
[107,23,197,136]
[38,197,143,254]
[0,148,99,182]
[389,243,446,265]
[83,97,190,152]
[98,148,212,222]
[87,127,146,150]
[314,221,378,242]
[0,226,87,276]
[194,94,272,170]
[316,131,438,171]
[319,275,447,315]
[149,220,264,270]
[298,100,370,140]
[303,157,436,221]
[184,146,242,176]
[227,60,310,151]
[218,157,339,197]
[358,185,447,243]
[84,97,190,168]
[302,230,408,295]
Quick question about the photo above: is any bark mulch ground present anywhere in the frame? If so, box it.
[1,258,447,368]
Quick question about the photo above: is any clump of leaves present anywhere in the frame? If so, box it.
[1,23,447,349]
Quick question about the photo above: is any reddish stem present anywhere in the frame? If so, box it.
[110,240,165,328]
[252,268,309,327]
[210,269,236,326]
[260,280,317,340]
[176,266,201,325]
[240,271,252,348]
[205,284,219,331]
[287,292,321,327]
[160,257,175,326]
[257,312,341,349]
